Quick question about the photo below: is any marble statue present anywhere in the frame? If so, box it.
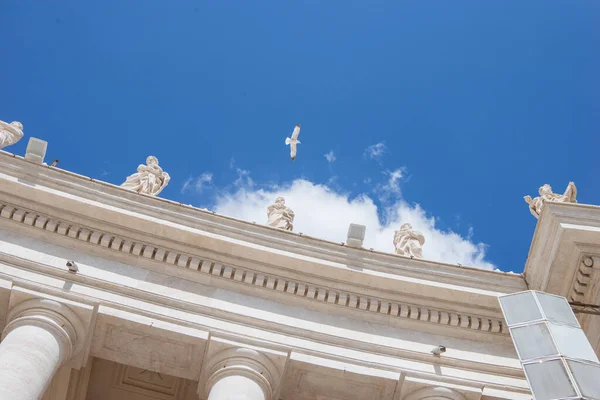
[524,182,577,219]
[393,223,425,259]
[267,197,295,231]
[0,120,24,149]
[121,156,170,196]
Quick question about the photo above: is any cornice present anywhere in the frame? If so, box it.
[0,151,524,294]
[0,200,510,340]
[523,201,600,357]
[525,201,600,299]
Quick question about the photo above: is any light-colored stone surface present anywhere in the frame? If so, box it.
[90,306,207,380]
[0,298,85,400]
[198,336,289,400]
[0,324,67,400]
[524,181,577,219]
[208,375,265,400]
[85,358,198,400]
[394,223,425,259]
[121,156,170,196]
[399,373,484,400]
[280,356,399,400]
[524,201,600,357]
[42,366,72,400]
[0,120,23,149]
[267,197,295,231]
[0,151,551,399]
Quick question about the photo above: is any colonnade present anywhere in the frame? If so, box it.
[0,297,470,400]
[0,298,281,400]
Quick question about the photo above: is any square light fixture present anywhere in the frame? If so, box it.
[346,223,366,248]
[24,137,48,164]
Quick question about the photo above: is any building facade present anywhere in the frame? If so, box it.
[0,150,598,400]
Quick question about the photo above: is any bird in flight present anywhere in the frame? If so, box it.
[285,123,301,161]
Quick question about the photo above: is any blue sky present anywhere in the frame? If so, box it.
[1,1,599,272]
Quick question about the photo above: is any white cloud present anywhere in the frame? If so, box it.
[324,151,336,163]
[377,168,406,200]
[364,142,388,161]
[233,168,254,188]
[213,179,496,270]
[181,172,213,194]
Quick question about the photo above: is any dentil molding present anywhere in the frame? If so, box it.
[0,202,509,338]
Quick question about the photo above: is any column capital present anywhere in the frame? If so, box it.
[198,336,290,400]
[206,347,275,398]
[2,298,85,364]
[3,287,98,369]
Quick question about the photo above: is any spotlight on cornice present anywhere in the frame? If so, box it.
[66,260,79,273]
[431,345,446,356]
[346,223,366,248]
[25,138,48,164]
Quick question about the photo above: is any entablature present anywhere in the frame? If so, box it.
[0,197,514,343]
[0,152,534,348]
[0,151,525,302]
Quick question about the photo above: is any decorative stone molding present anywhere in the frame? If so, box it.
[0,201,508,336]
[0,150,526,297]
[404,386,467,400]
[205,348,275,399]
[3,286,98,370]
[111,364,186,400]
[3,298,86,363]
[198,336,289,400]
[569,256,597,303]
[90,307,208,381]
[0,297,91,400]
[397,373,484,400]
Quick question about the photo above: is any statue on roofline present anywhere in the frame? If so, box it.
[524,182,577,219]
[267,197,295,231]
[121,156,170,196]
[393,223,425,259]
[0,120,24,150]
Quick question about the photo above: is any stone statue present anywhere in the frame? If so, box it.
[0,120,24,149]
[393,223,425,259]
[121,156,170,196]
[524,182,577,219]
[267,197,295,231]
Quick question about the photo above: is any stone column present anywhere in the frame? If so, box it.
[203,348,279,400]
[208,374,268,400]
[0,298,84,400]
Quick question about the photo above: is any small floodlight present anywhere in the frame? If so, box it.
[66,260,79,273]
[25,138,48,164]
[346,223,366,248]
